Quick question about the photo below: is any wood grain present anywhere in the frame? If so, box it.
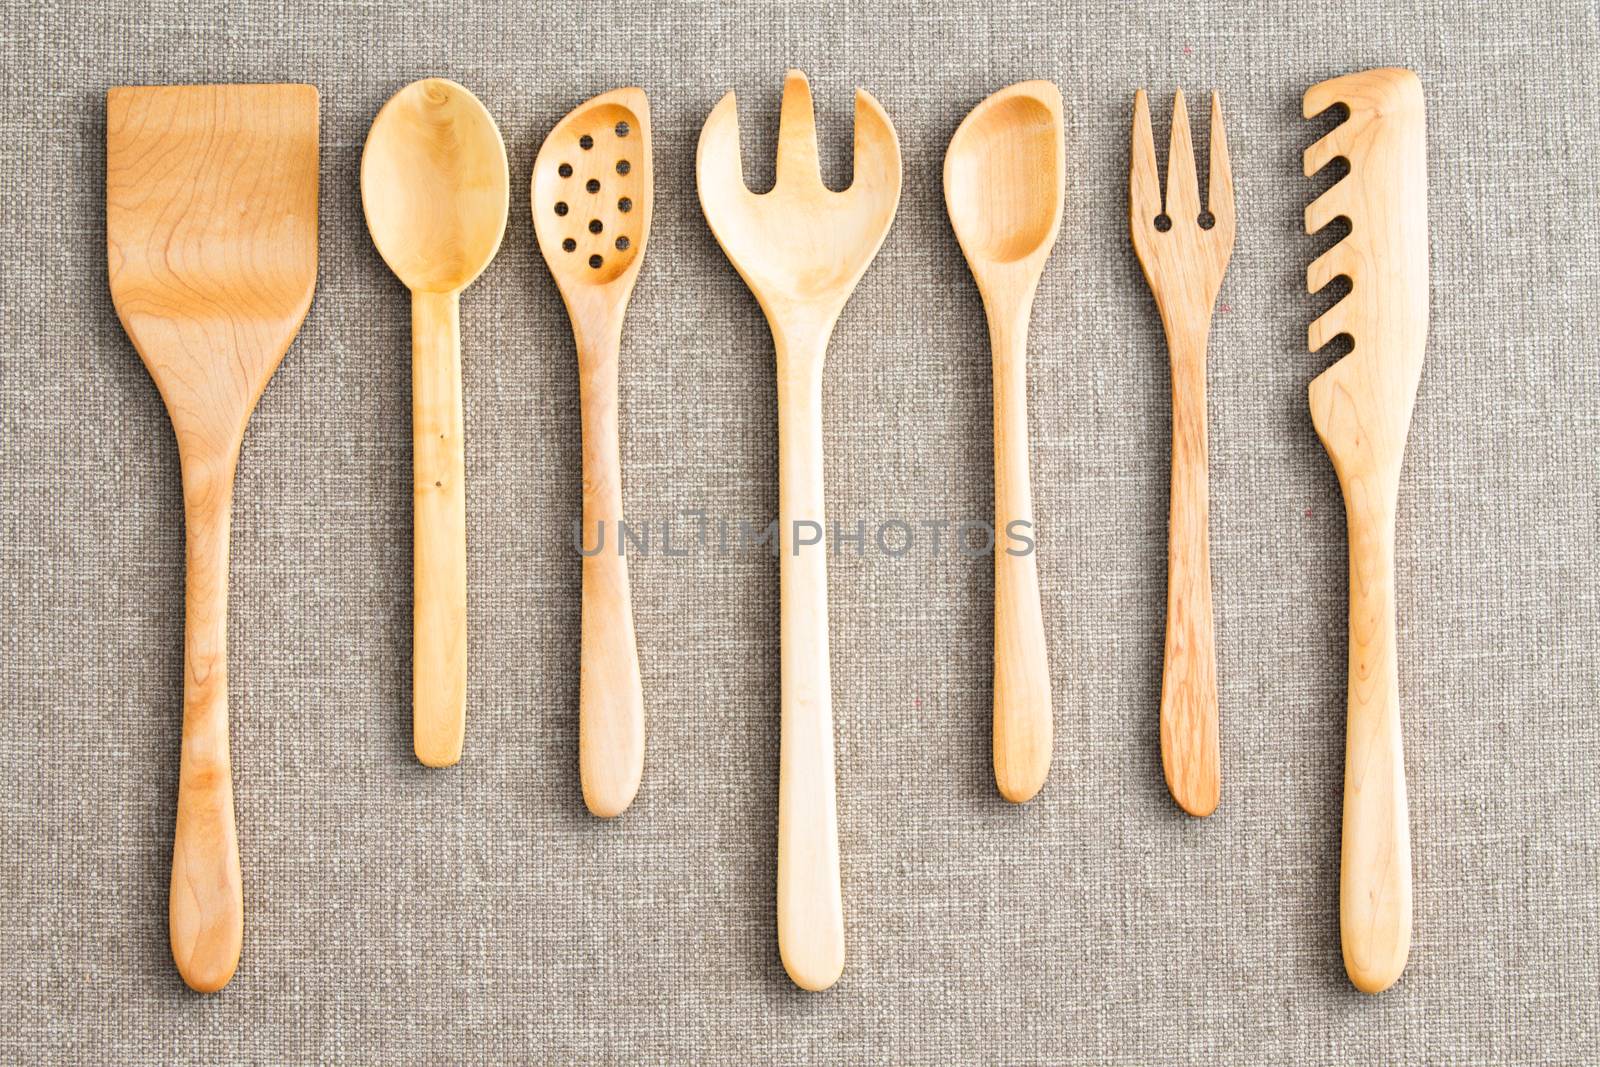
[945,81,1064,804]
[362,78,508,767]
[533,88,652,818]
[697,69,901,991]
[1129,89,1235,818]
[107,83,319,993]
[1303,67,1429,995]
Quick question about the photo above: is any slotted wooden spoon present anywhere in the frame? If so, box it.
[697,68,901,992]
[532,88,652,818]
[945,80,1064,804]
[362,79,509,767]
[107,82,319,993]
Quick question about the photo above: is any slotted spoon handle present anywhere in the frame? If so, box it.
[576,325,644,818]
[1338,481,1412,993]
[170,451,244,993]
[1160,327,1220,816]
[774,327,844,993]
[412,290,468,767]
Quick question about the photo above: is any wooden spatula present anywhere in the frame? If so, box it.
[108,83,319,992]
[1303,67,1429,994]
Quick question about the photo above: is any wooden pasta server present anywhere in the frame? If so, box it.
[1303,67,1429,994]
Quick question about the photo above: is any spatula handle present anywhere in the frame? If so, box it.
[412,290,468,767]
[576,329,644,818]
[774,337,844,992]
[1339,491,1412,993]
[1160,333,1220,816]
[990,311,1052,803]
[171,454,244,993]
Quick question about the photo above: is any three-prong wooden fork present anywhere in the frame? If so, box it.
[1129,89,1235,817]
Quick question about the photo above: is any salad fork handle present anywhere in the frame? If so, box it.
[575,317,645,818]
[1159,324,1220,816]
[773,324,845,992]
[171,448,244,993]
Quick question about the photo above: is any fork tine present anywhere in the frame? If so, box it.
[1130,89,1161,223]
[1207,92,1234,233]
[849,88,901,195]
[1165,89,1200,222]
[696,90,749,206]
[776,68,821,187]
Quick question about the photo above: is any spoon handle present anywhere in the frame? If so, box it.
[774,333,844,992]
[412,290,468,767]
[576,327,644,818]
[1160,328,1220,816]
[990,311,1052,803]
[170,450,244,993]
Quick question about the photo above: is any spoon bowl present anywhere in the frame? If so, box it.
[946,83,1064,269]
[362,78,508,293]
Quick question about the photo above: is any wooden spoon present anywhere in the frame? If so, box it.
[362,79,509,767]
[532,88,652,818]
[107,83,319,992]
[944,81,1064,804]
[697,69,901,992]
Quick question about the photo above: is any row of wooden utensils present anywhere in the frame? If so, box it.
[107,67,1428,995]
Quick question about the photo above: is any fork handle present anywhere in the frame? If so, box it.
[774,334,844,992]
[1160,333,1220,816]
[171,448,244,993]
[991,308,1052,803]
[412,290,468,767]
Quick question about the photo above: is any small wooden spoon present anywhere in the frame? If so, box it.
[532,88,652,818]
[362,79,509,767]
[944,81,1064,804]
[108,83,319,992]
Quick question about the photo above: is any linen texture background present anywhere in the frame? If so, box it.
[1,0,1597,1063]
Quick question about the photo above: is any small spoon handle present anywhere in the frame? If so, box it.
[1159,327,1220,816]
[990,309,1052,803]
[170,450,244,993]
[412,290,468,767]
[774,329,844,992]
[576,326,644,818]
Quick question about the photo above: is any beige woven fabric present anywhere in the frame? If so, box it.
[2,0,1597,1062]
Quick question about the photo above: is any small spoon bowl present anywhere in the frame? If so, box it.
[362,78,509,292]
[946,83,1063,266]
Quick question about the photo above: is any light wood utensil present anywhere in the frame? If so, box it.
[945,80,1064,805]
[361,78,509,768]
[532,88,652,818]
[1129,89,1235,818]
[107,83,319,993]
[696,69,901,992]
[1303,67,1428,995]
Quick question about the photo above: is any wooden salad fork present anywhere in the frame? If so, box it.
[107,83,319,992]
[1303,68,1429,994]
[532,88,652,818]
[696,69,901,992]
[1129,89,1235,818]
[944,81,1065,804]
